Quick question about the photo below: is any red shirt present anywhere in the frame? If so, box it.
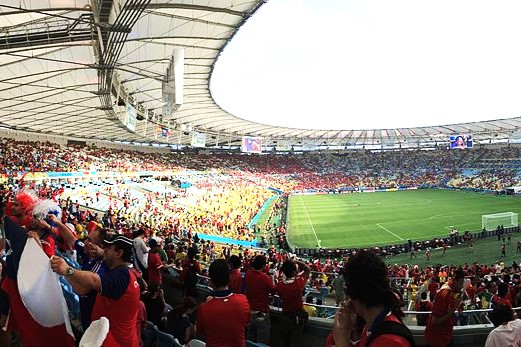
[275,273,309,313]
[197,290,251,347]
[325,314,411,347]
[40,234,55,258]
[415,300,433,312]
[92,267,141,347]
[147,252,163,285]
[1,277,76,347]
[229,269,243,294]
[492,295,512,308]
[244,269,276,312]
[424,285,457,347]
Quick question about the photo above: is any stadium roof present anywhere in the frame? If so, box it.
[1,0,521,149]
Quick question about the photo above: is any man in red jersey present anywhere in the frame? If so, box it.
[147,238,164,286]
[275,258,311,347]
[424,269,464,347]
[228,254,243,294]
[244,254,276,344]
[51,235,141,347]
[197,259,250,347]
[326,250,414,347]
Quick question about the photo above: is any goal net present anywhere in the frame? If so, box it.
[482,212,518,231]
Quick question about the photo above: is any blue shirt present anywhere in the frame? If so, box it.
[74,239,107,329]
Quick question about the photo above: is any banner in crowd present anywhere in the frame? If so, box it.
[509,130,521,143]
[125,103,136,132]
[191,131,206,148]
[276,140,292,151]
[241,136,262,153]
[301,141,317,151]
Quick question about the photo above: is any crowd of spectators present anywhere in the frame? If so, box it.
[1,138,521,345]
[1,139,521,192]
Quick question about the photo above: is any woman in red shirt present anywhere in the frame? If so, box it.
[325,251,414,347]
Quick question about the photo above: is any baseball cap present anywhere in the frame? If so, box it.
[103,235,133,250]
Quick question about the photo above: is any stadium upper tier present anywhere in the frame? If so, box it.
[1,1,521,148]
[1,138,521,191]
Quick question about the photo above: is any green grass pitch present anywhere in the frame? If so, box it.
[286,189,521,249]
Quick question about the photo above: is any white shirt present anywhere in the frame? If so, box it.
[485,319,521,347]
[133,237,149,269]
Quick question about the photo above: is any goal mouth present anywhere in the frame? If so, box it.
[482,212,518,231]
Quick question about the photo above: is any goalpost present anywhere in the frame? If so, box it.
[482,212,518,231]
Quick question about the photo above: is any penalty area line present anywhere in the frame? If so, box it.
[376,223,404,241]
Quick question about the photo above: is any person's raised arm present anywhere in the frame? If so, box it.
[48,213,76,248]
[50,255,101,295]
[295,259,311,278]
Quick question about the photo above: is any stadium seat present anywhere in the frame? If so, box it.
[318,286,329,300]
[155,328,175,347]
[186,339,206,347]
[142,321,156,347]
[246,341,270,347]
[144,321,176,347]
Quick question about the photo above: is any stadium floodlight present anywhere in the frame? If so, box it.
[482,212,518,231]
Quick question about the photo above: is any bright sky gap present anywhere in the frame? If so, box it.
[211,0,521,131]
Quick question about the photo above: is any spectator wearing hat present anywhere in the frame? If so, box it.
[196,259,251,346]
[51,235,141,347]
[244,254,275,345]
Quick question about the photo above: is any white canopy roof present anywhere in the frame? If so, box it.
[1,0,521,148]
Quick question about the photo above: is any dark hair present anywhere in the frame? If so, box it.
[343,250,404,319]
[489,304,514,327]
[453,268,465,282]
[281,260,297,278]
[497,282,509,298]
[420,291,427,300]
[148,281,160,295]
[252,255,266,270]
[187,247,198,260]
[229,255,241,270]
[132,228,145,238]
[209,259,230,288]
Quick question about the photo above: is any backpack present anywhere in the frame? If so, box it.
[366,321,416,347]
